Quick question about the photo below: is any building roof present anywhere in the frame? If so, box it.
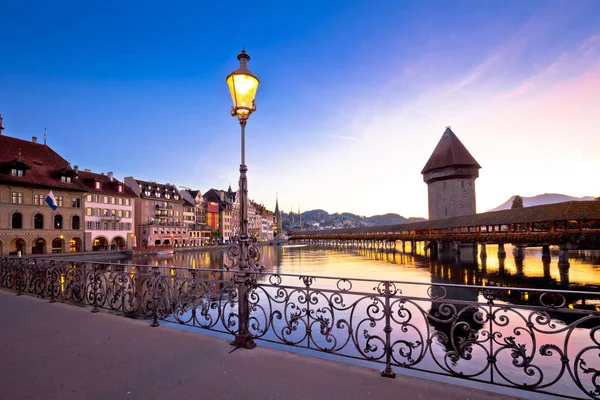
[77,170,138,198]
[0,134,88,192]
[187,190,201,199]
[131,178,184,203]
[203,188,234,210]
[421,127,481,174]
[179,189,197,207]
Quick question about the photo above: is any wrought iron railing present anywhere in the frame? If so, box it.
[1,256,599,399]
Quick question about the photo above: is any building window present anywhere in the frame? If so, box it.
[11,168,24,177]
[34,194,44,205]
[118,223,124,230]
[165,194,171,199]
[60,176,72,183]
[117,185,123,193]
[111,223,116,230]
[125,210,131,218]
[95,182,102,190]
[118,197,123,205]
[86,221,93,230]
[86,208,93,216]
[117,210,123,218]
[111,197,116,205]
[72,197,81,208]
[12,213,23,229]
[103,209,109,216]
[174,195,179,200]
[103,196,108,204]
[156,192,161,198]
[72,216,80,230]
[54,215,63,229]
[56,196,64,207]
[86,194,92,202]
[144,191,150,196]
[12,192,24,204]
[34,214,44,229]
[125,199,131,206]
[95,222,101,230]
[103,222,109,230]
[95,208,101,216]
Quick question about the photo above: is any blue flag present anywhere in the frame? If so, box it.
[45,191,58,210]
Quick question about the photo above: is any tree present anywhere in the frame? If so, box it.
[511,195,524,209]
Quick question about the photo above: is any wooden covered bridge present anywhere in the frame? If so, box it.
[288,200,600,267]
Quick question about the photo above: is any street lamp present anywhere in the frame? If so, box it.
[226,48,263,348]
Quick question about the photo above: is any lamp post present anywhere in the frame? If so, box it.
[226,48,263,348]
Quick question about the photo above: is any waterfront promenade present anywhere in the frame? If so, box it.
[0,290,521,400]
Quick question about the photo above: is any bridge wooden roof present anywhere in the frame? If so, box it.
[295,200,600,235]
[421,127,481,174]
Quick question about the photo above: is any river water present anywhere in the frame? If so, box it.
[121,243,600,292]
[115,244,600,399]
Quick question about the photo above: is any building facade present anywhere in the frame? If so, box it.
[421,127,481,220]
[0,121,87,255]
[124,178,186,246]
[79,170,136,251]
[203,188,235,242]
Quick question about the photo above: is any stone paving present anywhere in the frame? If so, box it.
[0,290,524,400]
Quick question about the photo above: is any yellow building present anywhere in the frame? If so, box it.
[0,118,87,255]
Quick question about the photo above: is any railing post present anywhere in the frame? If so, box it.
[91,263,99,313]
[16,262,24,296]
[231,272,256,348]
[151,267,160,327]
[381,281,395,378]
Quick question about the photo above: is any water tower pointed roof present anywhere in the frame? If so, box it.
[421,127,481,174]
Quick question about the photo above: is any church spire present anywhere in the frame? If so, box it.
[274,193,280,216]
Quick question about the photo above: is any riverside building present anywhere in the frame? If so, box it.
[79,170,137,251]
[0,116,87,255]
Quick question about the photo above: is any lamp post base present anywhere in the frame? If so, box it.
[230,333,257,349]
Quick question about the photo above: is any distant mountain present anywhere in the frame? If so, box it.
[281,209,425,230]
[489,193,597,212]
[366,213,425,225]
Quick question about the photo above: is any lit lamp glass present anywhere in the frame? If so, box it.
[226,49,260,121]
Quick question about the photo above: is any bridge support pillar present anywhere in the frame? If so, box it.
[480,244,487,258]
[514,245,525,261]
[402,241,406,253]
[497,243,506,259]
[558,247,570,286]
[515,247,524,276]
[542,245,551,262]
[498,257,505,275]
[558,247,570,269]
[423,241,429,256]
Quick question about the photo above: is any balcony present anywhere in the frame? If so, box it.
[146,220,181,227]
[101,215,122,222]
[155,204,173,211]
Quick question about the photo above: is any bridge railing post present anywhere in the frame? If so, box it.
[381,280,395,378]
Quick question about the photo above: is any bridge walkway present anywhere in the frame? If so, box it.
[0,290,523,400]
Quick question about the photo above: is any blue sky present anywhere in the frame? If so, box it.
[2,0,600,217]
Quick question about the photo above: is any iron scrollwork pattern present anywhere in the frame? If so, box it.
[1,256,600,399]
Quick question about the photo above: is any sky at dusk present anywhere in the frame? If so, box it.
[2,0,599,218]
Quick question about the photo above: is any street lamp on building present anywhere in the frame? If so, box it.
[226,48,263,348]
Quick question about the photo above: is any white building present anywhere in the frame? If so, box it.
[79,170,137,250]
